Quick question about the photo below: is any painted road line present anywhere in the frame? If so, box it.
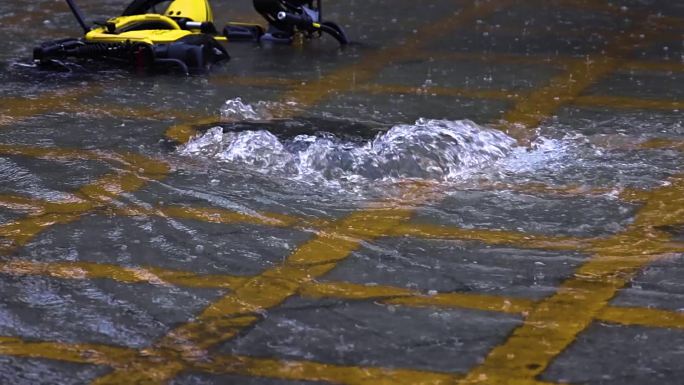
[0,151,170,254]
[0,213,86,251]
[388,223,593,252]
[0,259,247,289]
[424,51,578,69]
[621,60,684,73]
[359,83,521,101]
[112,0,515,374]
[640,138,684,152]
[210,75,301,88]
[130,204,331,228]
[358,82,684,112]
[299,281,534,315]
[423,50,683,75]
[500,11,667,144]
[299,281,684,331]
[573,95,684,111]
[501,57,620,144]
[166,0,515,144]
[457,176,684,384]
[192,354,464,385]
[551,0,640,18]
[0,87,102,125]
[4,255,684,334]
[596,306,684,330]
[91,207,417,384]
[135,205,303,228]
[165,116,220,144]
[279,0,513,112]
[0,144,113,162]
[485,182,616,199]
[0,336,138,368]
[0,195,46,215]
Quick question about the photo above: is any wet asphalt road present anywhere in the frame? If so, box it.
[0,1,683,384]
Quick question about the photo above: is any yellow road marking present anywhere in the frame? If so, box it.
[210,75,301,88]
[300,281,534,314]
[0,195,46,215]
[166,0,514,144]
[0,336,138,368]
[0,144,110,162]
[92,207,417,384]
[622,60,684,73]
[552,0,635,16]
[597,306,684,329]
[640,138,684,152]
[120,204,302,228]
[164,116,218,144]
[3,1,680,384]
[359,83,520,100]
[574,95,684,111]
[0,213,86,250]
[424,50,684,75]
[0,259,248,289]
[280,0,512,111]
[501,57,620,143]
[0,87,102,125]
[486,182,615,198]
[6,255,684,333]
[457,175,684,384]
[0,334,470,385]
[389,223,593,251]
[0,149,170,254]
[500,13,666,144]
[195,354,463,385]
[93,7,518,381]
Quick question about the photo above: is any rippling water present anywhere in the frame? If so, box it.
[180,99,517,185]
[2,0,684,384]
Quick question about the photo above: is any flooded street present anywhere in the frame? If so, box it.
[1,0,683,384]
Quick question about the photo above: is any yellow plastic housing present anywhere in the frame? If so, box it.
[84,14,196,45]
[164,0,214,22]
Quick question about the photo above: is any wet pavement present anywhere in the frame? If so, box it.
[0,0,683,384]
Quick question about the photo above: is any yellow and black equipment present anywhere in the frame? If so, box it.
[33,0,347,74]
[249,0,347,45]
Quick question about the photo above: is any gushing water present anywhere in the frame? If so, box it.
[179,100,517,184]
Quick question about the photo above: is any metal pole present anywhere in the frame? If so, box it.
[65,0,90,33]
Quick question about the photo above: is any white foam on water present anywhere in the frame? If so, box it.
[178,98,597,190]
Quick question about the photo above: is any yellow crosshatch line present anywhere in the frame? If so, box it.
[0,86,103,125]
[640,138,684,152]
[166,0,515,144]
[421,51,684,74]
[358,83,521,101]
[1,333,474,385]
[574,95,684,111]
[3,256,683,330]
[0,0,682,384]
[0,145,170,253]
[458,176,684,385]
[89,2,522,384]
[501,28,663,143]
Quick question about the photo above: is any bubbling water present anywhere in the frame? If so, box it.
[179,100,518,184]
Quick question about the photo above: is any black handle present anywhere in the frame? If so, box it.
[276,11,313,29]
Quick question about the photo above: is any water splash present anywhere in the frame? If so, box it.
[220,97,300,122]
[179,113,517,184]
[220,98,274,121]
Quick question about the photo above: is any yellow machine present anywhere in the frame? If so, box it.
[33,0,347,74]
[34,0,230,73]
